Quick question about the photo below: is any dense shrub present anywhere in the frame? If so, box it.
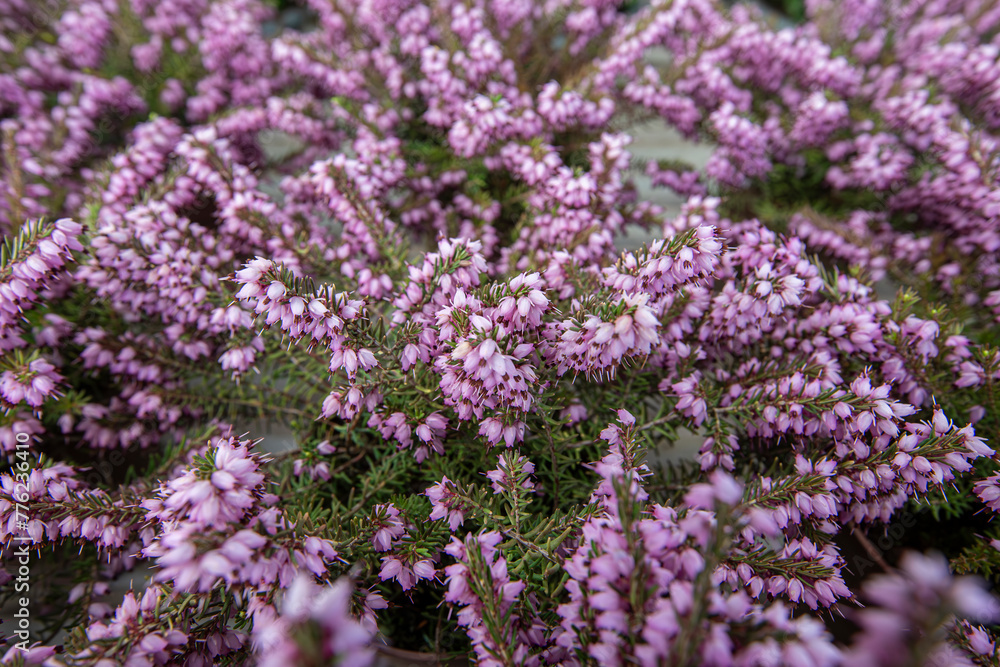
[2,0,1000,664]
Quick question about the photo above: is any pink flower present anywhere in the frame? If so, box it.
[371,504,406,552]
[253,575,373,667]
[427,477,467,531]
[379,556,435,591]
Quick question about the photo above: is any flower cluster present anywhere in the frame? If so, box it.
[141,437,339,596]
[251,575,373,667]
[844,552,1000,667]
[2,0,1000,665]
[0,219,83,352]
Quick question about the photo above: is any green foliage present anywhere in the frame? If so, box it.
[720,148,883,229]
[953,528,1000,579]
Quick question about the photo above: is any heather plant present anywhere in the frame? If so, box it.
[2,0,1000,665]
